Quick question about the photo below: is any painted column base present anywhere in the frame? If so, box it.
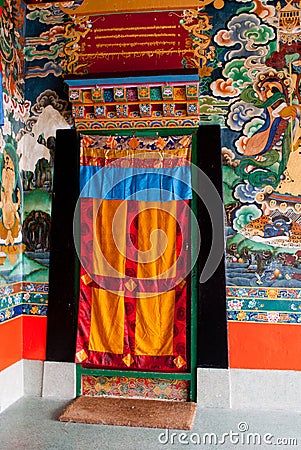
[42,361,76,399]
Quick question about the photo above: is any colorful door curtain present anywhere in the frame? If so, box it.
[75,133,193,372]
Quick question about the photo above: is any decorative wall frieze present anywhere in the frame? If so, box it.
[66,75,200,129]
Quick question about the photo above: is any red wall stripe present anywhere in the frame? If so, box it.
[22,316,47,361]
[0,317,22,371]
[228,322,301,370]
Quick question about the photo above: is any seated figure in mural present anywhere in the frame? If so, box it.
[236,70,300,189]
[0,143,21,245]
[234,69,301,247]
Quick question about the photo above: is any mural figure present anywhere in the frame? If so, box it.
[236,69,298,189]
[0,143,21,246]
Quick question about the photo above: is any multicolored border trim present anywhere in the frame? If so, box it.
[227,286,301,300]
[3,280,301,324]
[81,374,189,401]
[66,75,200,130]
[0,282,48,323]
[227,286,301,324]
[75,118,200,130]
[228,310,301,324]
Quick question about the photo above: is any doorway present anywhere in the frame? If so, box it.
[74,128,198,401]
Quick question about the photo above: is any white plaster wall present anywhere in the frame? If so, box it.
[230,369,301,411]
[3,362,301,413]
[198,368,301,411]
[0,360,23,413]
[0,360,75,413]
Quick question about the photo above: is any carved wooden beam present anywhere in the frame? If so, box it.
[58,0,224,16]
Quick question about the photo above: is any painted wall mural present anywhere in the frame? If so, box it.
[207,0,301,326]
[20,0,208,333]
[0,1,72,329]
[1,0,301,368]
[16,3,73,325]
[19,89,72,278]
[0,0,27,326]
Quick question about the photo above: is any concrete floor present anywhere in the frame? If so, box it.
[1,397,301,449]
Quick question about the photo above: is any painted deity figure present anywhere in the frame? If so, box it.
[242,72,297,157]
[236,69,300,189]
[233,69,301,247]
[0,144,21,245]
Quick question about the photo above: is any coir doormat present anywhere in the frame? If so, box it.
[59,396,197,430]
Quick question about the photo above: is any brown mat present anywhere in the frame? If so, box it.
[59,396,197,430]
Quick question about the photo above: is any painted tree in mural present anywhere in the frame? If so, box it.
[18,90,71,277]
